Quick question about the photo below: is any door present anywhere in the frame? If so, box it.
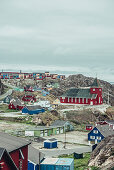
[57,128,59,134]
[45,130,48,136]
[90,101,93,105]
[40,130,44,137]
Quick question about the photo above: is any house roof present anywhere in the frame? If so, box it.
[11,98,22,107]
[28,145,45,164]
[96,125,114,137]
[106,120,114,125]
[51,120,69,127]
[5,95,13,100]
[0,132,31,153]
[62,88,97,98]
[25,105,43,111]
[44,138,57,142]
[0,147,18,170]
[91,78,101,87]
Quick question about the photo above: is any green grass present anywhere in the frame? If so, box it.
[59,153,99,170]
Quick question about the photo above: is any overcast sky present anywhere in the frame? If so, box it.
[0,0,114,81]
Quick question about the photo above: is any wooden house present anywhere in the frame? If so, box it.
[0,132,30,170]
[60,78,103,105]
[22,94,36,102]
[4,95,13,104]
[51,120,74,132]
[88,124,114,144]
[9,98,24,110]
[106,120,114,130]
[86,124,93,131]
[22,105,45,115]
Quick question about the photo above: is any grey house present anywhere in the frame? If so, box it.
[51,120,74,132]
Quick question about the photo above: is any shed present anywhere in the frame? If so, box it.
[44,138,58,149]
[28,146,45,170]
[22,105,45,115]
[86,124,93,131]
[40,158,74,170]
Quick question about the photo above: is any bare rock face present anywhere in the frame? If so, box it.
[89,135,114,170]
[51,74,114,106]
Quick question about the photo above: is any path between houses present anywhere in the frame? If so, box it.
[39,146,92,157]
[0,111,26,117]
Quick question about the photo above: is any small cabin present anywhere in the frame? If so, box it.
[44,138,58,149]
[22,105,45,115]
[86,124,93,131]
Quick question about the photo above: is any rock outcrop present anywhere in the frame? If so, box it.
[89,135,114,170]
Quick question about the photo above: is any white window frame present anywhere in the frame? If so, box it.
[93,130,98,134]
[90,136,95,139]
[97,136,101,140]
[93,89,95,91]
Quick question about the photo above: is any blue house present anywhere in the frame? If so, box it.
[22,105,45,115]
[41,90,49,96]
[88,124,114,144]
[44,138,58,149]
[28,145,45,170]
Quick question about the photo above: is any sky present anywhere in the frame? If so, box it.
[0,0,114,82]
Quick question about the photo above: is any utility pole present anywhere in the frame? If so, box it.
[64,127,66,149]
[108,90,109,105]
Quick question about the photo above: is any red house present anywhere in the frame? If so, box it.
[9,99,24,110]
[0,132,30,170]
[22,94,36,102]
[60,78,103,105]
[86,124,93,131]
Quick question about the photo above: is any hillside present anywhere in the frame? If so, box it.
[88,135,114,170]
[50,74,114,106]
[0,79,4,95]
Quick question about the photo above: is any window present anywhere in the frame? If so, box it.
[90,136,95,139]
[93,89,95,91]
[78,98,80,103]
[93,130,98,134]
[97,136,101,140]
[99,89,101,91]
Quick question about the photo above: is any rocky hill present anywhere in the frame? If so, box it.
[89,135,114,170]
[50,74,114,106]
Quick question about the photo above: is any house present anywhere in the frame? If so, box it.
[106,120,114,130]
[41,90,49,96]
[86,124,93,131]
[28,146,44,170]
[51,120,74,132]
[35,100,51,108]
[25,125,65,137]
[22,94,36,102]
[24,85,34,92]
[0,132,31,170]
[22,105,45,115]
[96,121,107,126]
[88,124,114,144]
[44,138,58,149]
[4,95,13,104]
[0,147,18,170]
[9,98,24,110]
[40,158,74,170]
[60,78,103,105]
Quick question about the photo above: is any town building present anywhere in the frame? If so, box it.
[0,132,30,170]
[22,105,45,115]
[88,124,114,144]
[22,94,36,102]
[9,98,24,110]
[60,78,103,105]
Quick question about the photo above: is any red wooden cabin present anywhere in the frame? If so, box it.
[24,85,34,92]
[86,124,93,131]
[60,78,103,105]
[9,99,24,110]
[0,132,30,170]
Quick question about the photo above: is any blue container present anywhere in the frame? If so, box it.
[44,140,57,149]
[40,158,74,170]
